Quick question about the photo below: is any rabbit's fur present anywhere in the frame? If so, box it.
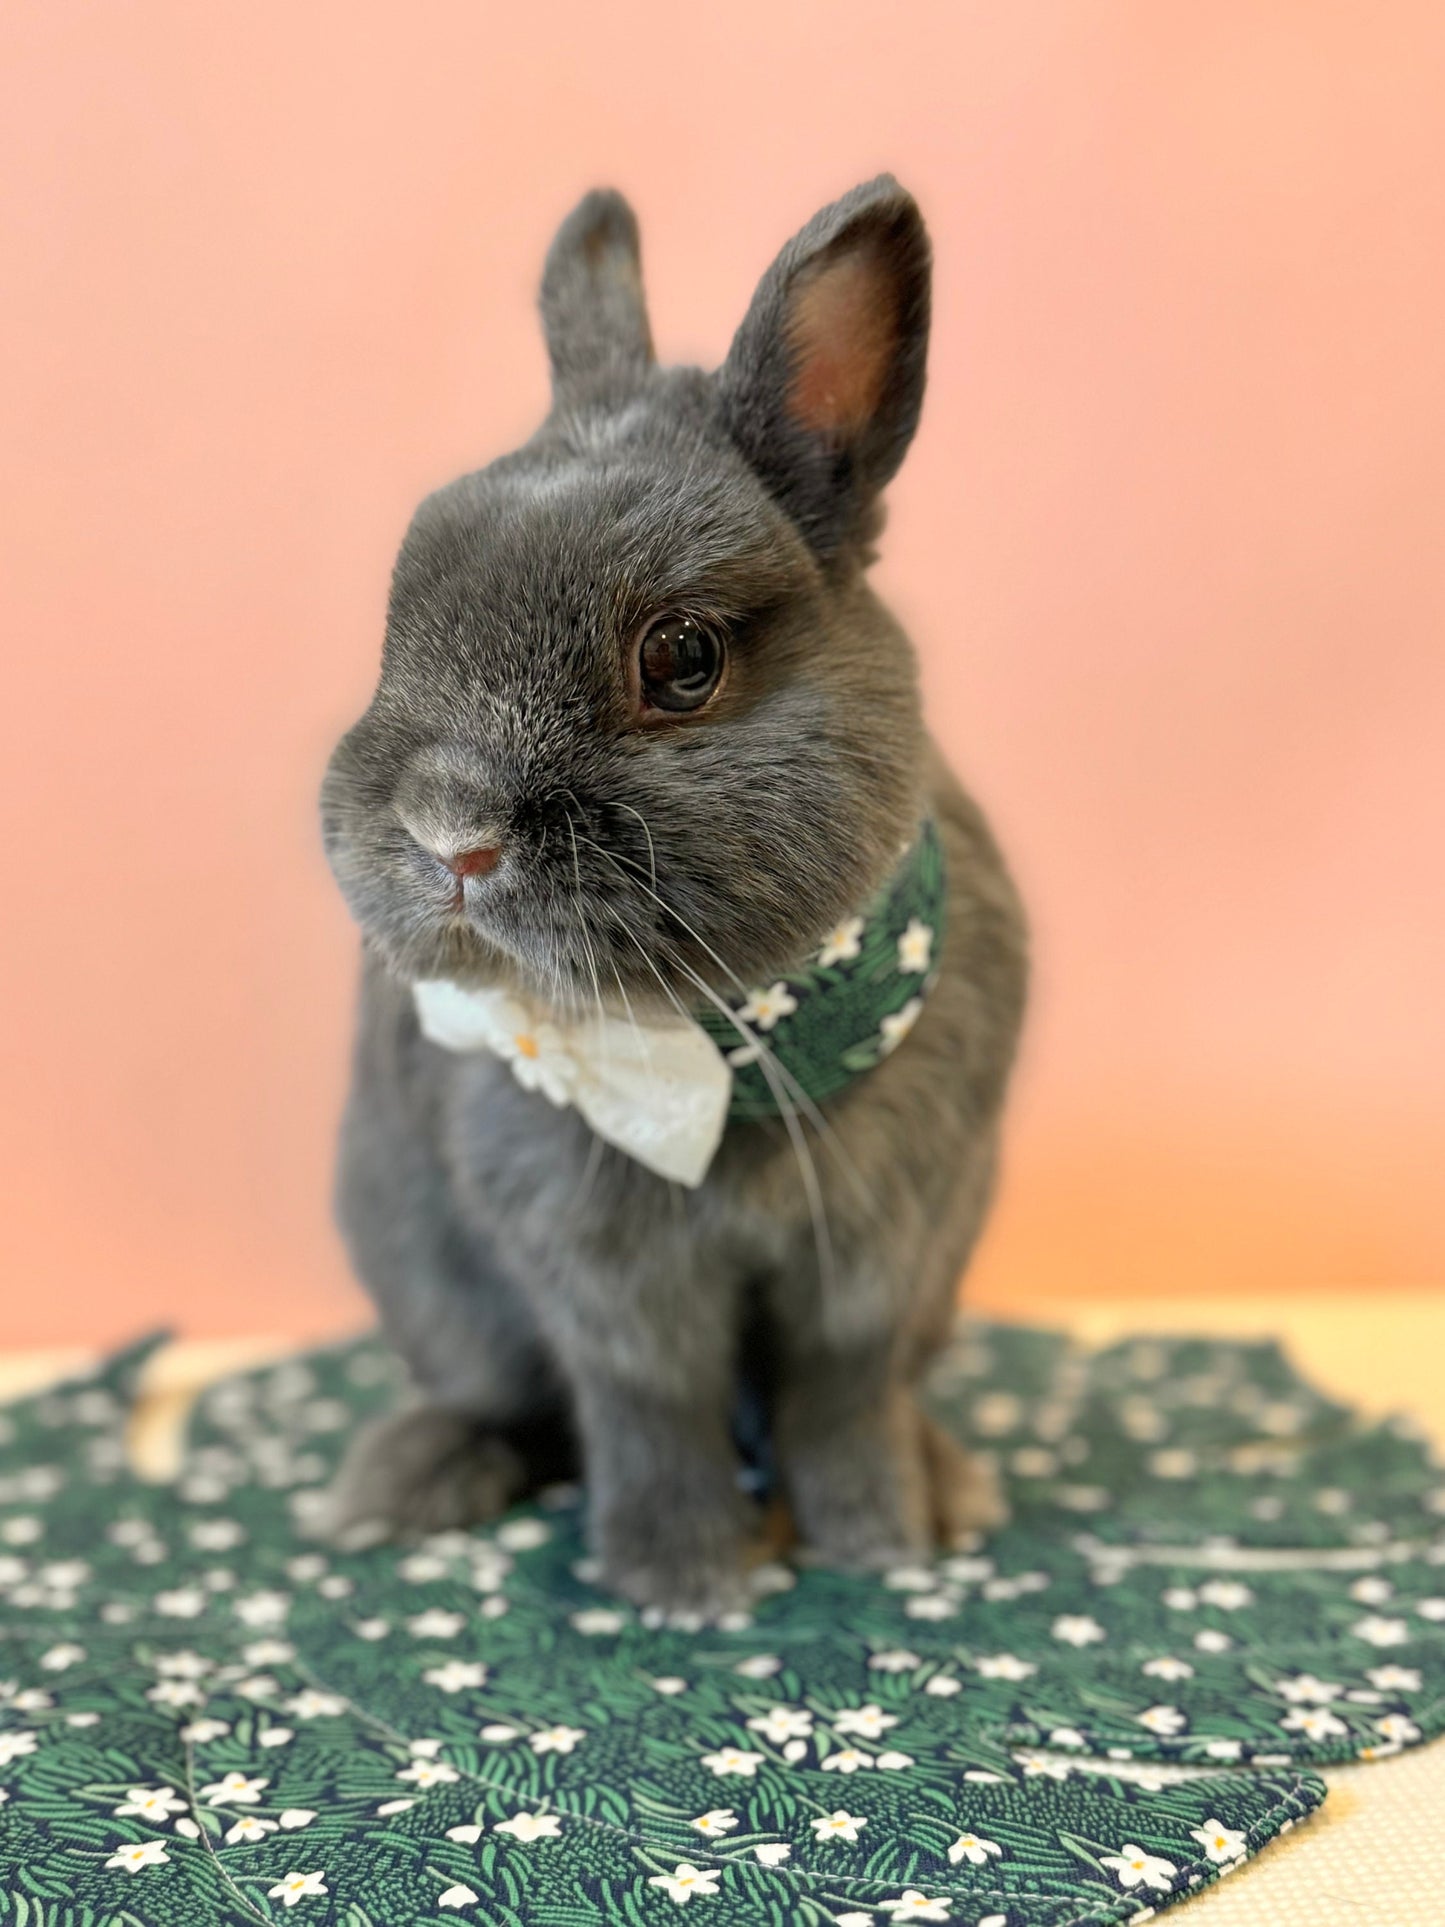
[318,178,1027,1614]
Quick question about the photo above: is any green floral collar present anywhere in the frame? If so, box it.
[696,817,946,1120]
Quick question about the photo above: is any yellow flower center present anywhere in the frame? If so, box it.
[514,1032,540,1059]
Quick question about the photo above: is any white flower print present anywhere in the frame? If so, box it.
[258,1726,294,1748]
[1275,1674,1342,1705]
[439,1887,479,1909]
[180,1718,230,1744]
[879,999,924,1054]
[1190,1819,1248,1864]
[280,1810,317,1830]
[8,1690,50,1713]
[153,1588,207,1618]
[817,916,865,966]
[268,1872,328,1907]
[396,1760,459,1787]
[1136,1705,1188,1737]
[700,1747,764,1776]
[832,1704,898,1740]
[106,1843,170,1873]
[494,1811,563,1842]
[879,1892,952,1922]
[868,1650,920,1673]
[690,1809,738,1836]
[1367,1665,1422,1692]
[496,1518,550,1551]
[1352,1615,1410,1646]
[200,1773,268,1806]
[753,1842,791,1865]
[189,1518,245,1551]
[1162,1587,1198,1611]
[924,1675,962,1697]
[0,1732,39,1766]
[1148,1448,1198,1480]
[38,1643,85,1671]
[226,1816,279,1844]
[746,1705,813,1744]
[812,1809,868,1843]
[648,1863,721,1904]
[487,1001,578,1106]
[1417,1598,1445,1622]
[975,1654,1036,1681]
[376,1799,415,1817]
[1194,1630,1234,1655]
[233,1590,290,1627]
[242,1639,294,1667]
[446,1825,483,1844]
[1013,1751,1073,1780]
[1049,1728,1087,1749]
[1374,1713,1421,1744]
[283,1690,348,1720]
[399,1553,450,1583]
[905,1592,960,1621]
[1052,1615,1106,1646]
[529,1725,586,1755]
[1203,1738,1244,1762]
[651,1677,688,1695]
[948,1831,1003,1866]
[736,984,798,1032]
[407,1609,465,1639]
[821,1747,874,1773]
[733,1654,782,1679]
[875,1751,915,1770]
[1280,1708,1347,1741]
[1100,1845,1178,1893]
[113,1787,187,1822]
[479,1723,520,1743]
[571,1609,626,1635]
[897,919,934,973]
[1349,1575,1394,1606]
[969,1397,1021,1439]
[1197,1580,1253,1611]
[425,1660,489,1693]
[1142,1657,1193,1682]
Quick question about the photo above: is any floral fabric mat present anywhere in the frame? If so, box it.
[1,1322,1442,1926]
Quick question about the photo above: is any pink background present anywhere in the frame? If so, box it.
[3,4,1442,1345]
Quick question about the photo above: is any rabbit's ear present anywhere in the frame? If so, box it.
[718,177,930,559]
[540,189,654,407]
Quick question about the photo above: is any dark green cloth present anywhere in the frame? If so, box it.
[2,1319,1442,1925]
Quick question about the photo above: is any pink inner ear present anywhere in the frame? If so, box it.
[784,245,899,439]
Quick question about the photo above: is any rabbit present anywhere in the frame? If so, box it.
[315,176,1028,1616]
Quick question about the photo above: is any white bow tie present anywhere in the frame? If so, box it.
[411,979,733,1188]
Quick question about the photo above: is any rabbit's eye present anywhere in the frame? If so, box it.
[636,616,724,715]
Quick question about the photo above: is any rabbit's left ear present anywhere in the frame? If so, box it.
[717,177,930,560]
[540,189,654,407]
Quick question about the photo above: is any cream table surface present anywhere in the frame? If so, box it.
[3,1288,1442,1925]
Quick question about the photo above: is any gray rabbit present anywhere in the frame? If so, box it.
[317,177,1027,1615]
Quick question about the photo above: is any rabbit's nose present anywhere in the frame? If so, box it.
[441,844,503,879]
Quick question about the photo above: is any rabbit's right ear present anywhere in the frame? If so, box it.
[717,177,930,561]
[540,189,654,409]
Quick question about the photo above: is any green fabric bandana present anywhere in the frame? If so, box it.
[696,817,947,1120]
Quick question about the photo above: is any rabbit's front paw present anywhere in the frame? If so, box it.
[596,1505,752,1621]
[303,1405,526,1547]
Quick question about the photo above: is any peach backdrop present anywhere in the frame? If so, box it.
[3,4,1442,1345]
